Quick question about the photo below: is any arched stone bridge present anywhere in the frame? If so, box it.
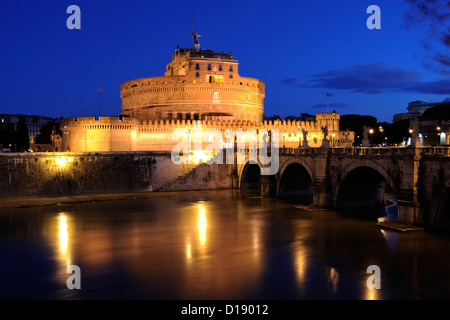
[234,146,450,230]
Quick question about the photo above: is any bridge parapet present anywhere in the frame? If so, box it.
[421,147,450,157]
[279,146,418,157]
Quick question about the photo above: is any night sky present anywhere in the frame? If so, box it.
[1,0,449,122]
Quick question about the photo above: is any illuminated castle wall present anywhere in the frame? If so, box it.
[121,48,264,123]
[61,43,354,152]
[61,113,353,152]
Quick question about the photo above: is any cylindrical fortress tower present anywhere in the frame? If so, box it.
[120,47,265,122]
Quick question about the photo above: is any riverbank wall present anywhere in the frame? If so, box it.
[0,152,225,198]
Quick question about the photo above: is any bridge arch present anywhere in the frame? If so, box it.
[277,158,314,203]
[433,187,450,232]
[239,160,263,193]
[336,161,399,219]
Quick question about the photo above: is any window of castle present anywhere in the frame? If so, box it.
[207,75,223,84]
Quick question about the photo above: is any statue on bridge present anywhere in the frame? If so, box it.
[301,128,309,148]
[262,132,267,149]
[321,125,331,148]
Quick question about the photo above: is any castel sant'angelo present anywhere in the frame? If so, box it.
[60,33,354,152]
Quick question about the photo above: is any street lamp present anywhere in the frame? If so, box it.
[437,126,442,145]
[379,126,384,145]
[369,128,374,146]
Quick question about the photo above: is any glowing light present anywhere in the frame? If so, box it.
[56,157,67,167]
[327,267,339,294]
[58,215,69,257]
[131,130,137,141]
[365,288,379,300]
[186,244,192,260]
[369,129,374,134]
[295,254,306,283]
[409,129,413,134]
[197,203,207,247]
[189,150,213,164]
[207,75,223,84]
[56,156,73,168]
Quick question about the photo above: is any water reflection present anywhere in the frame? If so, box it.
[380,229,398,252]
[327,267,339,295]
[56,213,73,270]
[2,190,450,299]
[294,248,307,284]
[196,203,207,247]
[365,287,380,300]
[186,243,192,260]
[58,215,69,258]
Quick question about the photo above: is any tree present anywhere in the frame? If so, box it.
[0,123,16,150]
[16,115,30,152]
[35,121,61,145]
[340,114,378,146]
[387,120,411,145]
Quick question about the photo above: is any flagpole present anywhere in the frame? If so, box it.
[326,92,329,113]
[98,84,101,118]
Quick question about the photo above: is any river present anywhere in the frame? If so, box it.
[1,190,449,300]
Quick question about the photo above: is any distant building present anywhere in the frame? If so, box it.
[419,102,450,146]
[393,100,448,123]
[0,114,55,145]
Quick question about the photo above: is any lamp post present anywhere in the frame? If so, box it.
[408,128,413,146]
[379,126,384,146]
[369,128,374,146]
[437,126,441,146]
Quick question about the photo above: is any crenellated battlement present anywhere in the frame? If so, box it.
[62,116,324,132]
[60,112,353,152]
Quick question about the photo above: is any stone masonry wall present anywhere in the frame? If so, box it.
[0,152,196,198]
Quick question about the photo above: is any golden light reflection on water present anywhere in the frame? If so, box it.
[294,249,307,284]
[186,243,192,260]
[58,214,70,266]
[196,203,207,247]
[327,267,339,295]
[365,287,380,300]
[178,201,266,299]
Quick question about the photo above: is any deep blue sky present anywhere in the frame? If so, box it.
[1,0,449,122]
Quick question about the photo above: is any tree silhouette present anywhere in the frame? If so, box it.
[16,115,30,152]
